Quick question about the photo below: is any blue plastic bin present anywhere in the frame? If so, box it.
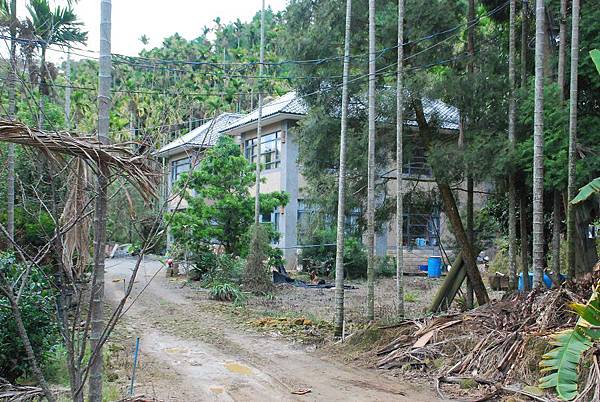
[418,264,428,272]
[518,272,563,291]
[427,256,442,278]
[415,238,427,248]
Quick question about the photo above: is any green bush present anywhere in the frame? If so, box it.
[209,282,244,303]
[0,254,60,383]
[243,224,274,294]
[188,248,244,285]
[377,256,396,277]
[299,229,367,279]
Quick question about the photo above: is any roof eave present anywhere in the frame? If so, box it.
[221,112,305,136]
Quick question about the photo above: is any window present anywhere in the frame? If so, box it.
[170,157,191,187]
[403,211,440,248]
[402,145,432,177]
[245,131,281,170]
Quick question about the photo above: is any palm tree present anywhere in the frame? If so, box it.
[531,0,545,287]
[396,0,405,317]
[566,0,581,278]
[0,0,17,246]
[334,0,352,338]
[366,0,376,321]
[26,0,87,129]
[507,0,517,289]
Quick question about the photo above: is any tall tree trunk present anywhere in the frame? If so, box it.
[552,190,561,277]
[334,0,352,338]
[557,0,567,100]
[464,0,476,308]
[531,0,546,288]
[519,0,530,290]
[521,0,529,88]
[395,0,405,318]
[88,1,111,400]
[508,0,518,290]
[550,0,567,279]
[566,0,580,278]
[519,188,531,289]
[254,0,266,225]
[366,0,376,321]
[6,0,16,247]
[65,50,72,130]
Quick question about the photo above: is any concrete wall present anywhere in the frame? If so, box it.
[238,119,302,270]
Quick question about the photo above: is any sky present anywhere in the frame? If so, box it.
[17,0,288,62]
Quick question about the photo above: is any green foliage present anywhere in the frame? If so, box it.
[591,50,600,75]
[171,136,288,257]
[243,224,274,294]
[298,227,367,279]
[185,245,244,286]
[571,178,600,205]
[539,284,600,400]
[208,282,244,303]
[0,253,60,383]
[377,256,396,278]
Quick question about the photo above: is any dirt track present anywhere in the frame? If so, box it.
[105,257,439,401]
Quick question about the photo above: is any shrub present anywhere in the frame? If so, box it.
[0,254,60,383]
[209,282,244,303]
[243,224,273,294]
[343,237,368,279]
[299,229,367,279]
[377,256,396,277]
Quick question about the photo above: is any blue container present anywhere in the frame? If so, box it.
[415,238,427,248]
[427,256,442,278]
[418,264,428,272]
[518,272,557,291]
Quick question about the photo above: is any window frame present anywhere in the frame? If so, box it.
[244,131,282,170]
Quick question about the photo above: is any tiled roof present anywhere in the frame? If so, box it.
[220,91,307,132]
[405,98,460,131]
[156,112,243,157]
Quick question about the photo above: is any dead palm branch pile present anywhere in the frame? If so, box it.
[366,276,600,399]
[0,119,158,198]
[0,378,43,401]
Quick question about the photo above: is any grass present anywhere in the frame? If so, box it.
[404,291,418,303]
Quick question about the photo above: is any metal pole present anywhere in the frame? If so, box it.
[129,337,140,396]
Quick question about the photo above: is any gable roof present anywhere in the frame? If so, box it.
[156,112,243,157]
[220,91,307,133]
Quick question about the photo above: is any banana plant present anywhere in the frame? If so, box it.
[539,282,600,400]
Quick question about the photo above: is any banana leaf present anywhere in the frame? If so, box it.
[539,284,600,400]
[570,178,600,205]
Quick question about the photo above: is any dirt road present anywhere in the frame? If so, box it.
[105,257,439,401]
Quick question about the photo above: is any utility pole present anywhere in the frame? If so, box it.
[566,0,581,278]
[89,0,111,400]
[6,0,16,246]
[254,0,265,225]
[507,0,517,290]
[531,0,545,288]
[366,0,376,321]
[395,0,405,318]
[334,0,353,338]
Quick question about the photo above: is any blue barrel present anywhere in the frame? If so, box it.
[428,256,442,278]
[518,272,558,291]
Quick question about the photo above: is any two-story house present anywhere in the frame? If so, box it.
[157,92,487,271]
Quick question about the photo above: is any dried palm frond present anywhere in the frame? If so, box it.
[60,158,92,281]
[0,119,158,198]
